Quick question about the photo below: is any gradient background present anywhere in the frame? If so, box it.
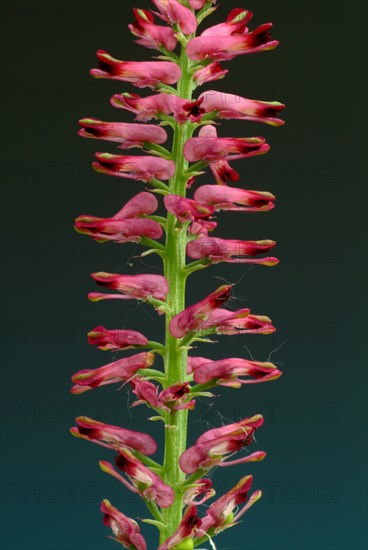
[0,1,367,549]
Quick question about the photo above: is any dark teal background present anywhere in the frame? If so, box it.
[0,1,367,549]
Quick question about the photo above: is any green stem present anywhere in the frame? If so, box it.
[160,42,196,545]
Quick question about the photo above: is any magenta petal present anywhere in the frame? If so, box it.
[101,499,147,550]
[93,153,175,182]
[87,325,148,350]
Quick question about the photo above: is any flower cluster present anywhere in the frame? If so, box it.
[72,1,284,548]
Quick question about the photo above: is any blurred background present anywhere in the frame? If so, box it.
[0,1,367,549]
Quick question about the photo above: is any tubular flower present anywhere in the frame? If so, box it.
[201,8,252,37]
[169,285,232,338]
[194,185,275,212]
[111,92,188,123]
[199,476,262,535]
[70,416,157,455]
[75,192,162,243]
[189,219,218,236]
[129,8,177,51]
[151,0,197,35]
[100,449,174,508]
[158,506,201,550]
[179,415,266,474]
[101,499,147,550]
[78,118,168,148]
[75,218,162,244]
[90,50,181,88]
[193,357,282,387]
[183,478,215,506]
[193,61,228,86]
[187,23,279,61]
[89,272,169,302]
[164,194,214,223]
[159,382,196,411]
[71,352,155,394]
[186,90,285,126]
[130,378,160,408]
[93,152,175,182]
[184,125,269,163]
[187,356,213,375]
[87,326,148,351]
[203,309,276,335]
[186,237,279,265]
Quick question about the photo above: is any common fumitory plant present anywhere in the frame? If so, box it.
[71,1,285,548]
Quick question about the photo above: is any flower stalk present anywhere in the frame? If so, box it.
[71,2,285,548]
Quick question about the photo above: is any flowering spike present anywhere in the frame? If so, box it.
[73,2,285,547]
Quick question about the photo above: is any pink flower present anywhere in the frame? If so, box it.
[111,92,188,123]
[183,478,215,506]
[158,506,201,550]
[90,50,181,88]
[209,158,240,185]
[203,309,276,335]
[187,356,213,375]
[187,24,278,61]
[169,284,232,338]
[159,382,196,411]
[129,8,177,51]
[201,8,252,37]
[193,357,282,387]
[93,152,175,182]
[179,415,265,474]
[75,218,162,244]
[78,118,168,148]
[186,90,285,126]
[101,499,147,550]
[130,378,160,408]
[75,191,162,243]
[70,416,157,455]
[193,61,228,86]
[151,0,197,35]
[194,185,275,212]
[199,475,262,535]
[187,237,279,265]
[71,352,155,394]
[87,326,148,351]
[189,219,218,236]
[184,125,269,163]
[89,272,169,302]
[100,448,174,508]
[164,194,214,223]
